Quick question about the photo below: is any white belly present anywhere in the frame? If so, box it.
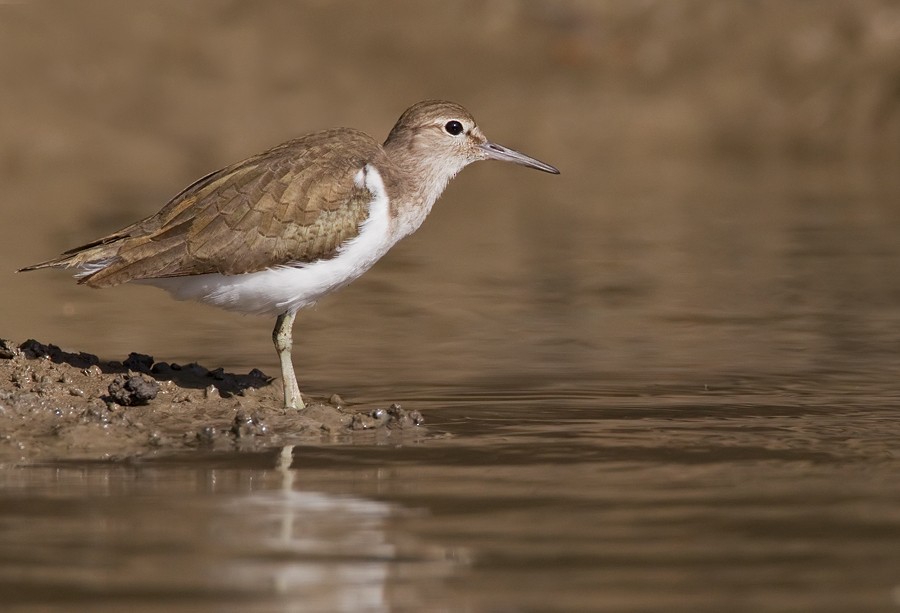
[141,164,396,317]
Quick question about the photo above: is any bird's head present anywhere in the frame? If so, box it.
[384,100,559,180]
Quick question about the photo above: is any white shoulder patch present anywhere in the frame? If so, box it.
[144,164,398,316]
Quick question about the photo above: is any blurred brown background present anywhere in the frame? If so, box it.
[2,1,900,395]
[5,6,900,610]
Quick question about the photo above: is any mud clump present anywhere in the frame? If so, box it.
[0,339,16,360]
[230,410,268,439]
[122,352,154,374]
[350,403,424,431]
[108,373,160,406]
[0,338,425,465]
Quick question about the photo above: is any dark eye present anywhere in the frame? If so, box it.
[444,120,464,136]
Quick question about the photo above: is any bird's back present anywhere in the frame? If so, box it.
[21,129,391,287]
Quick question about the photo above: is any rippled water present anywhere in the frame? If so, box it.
[3,157,900,610]
[3,391,900,612]
[8,82,900,612]
[4,0,900,608]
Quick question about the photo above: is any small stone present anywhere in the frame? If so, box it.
[150,361,172,375]
[385,403,424,428]
[83,365,102,377]
[20,339,55,359]
[207,367,226,381]
[204,384,220,399]
[0,339,17,359]
[108,373,160,406]
[123,352,154,373]
[185,363,208,377]
[350,412,382,430]
[74,351,100,368]
[329,393,345,407]
[69,388,85,397]
[230,411,268,438]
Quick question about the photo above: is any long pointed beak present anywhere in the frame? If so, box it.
[480,141,560,174]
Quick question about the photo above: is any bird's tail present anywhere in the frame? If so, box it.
[18,236,125,284]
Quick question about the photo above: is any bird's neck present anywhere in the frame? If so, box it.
[383,135,468,241]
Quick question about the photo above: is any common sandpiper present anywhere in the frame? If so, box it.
[20,100,559,409]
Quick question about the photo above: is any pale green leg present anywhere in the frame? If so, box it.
[273,311,304,409]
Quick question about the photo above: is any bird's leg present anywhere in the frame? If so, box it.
[273,311,304,410]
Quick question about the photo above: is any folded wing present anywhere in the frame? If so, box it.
[21,129,385,288]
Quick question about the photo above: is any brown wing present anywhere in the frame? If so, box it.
[23,129,385,288]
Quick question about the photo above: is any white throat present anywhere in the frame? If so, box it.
[389,153,470,241]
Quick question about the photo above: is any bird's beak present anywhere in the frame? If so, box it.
[480,141,560,174]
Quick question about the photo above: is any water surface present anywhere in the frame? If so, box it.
[5,159,900,610]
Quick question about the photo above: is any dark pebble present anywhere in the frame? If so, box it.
[108,373,160,406]
[185,362,208,377]
[123,352,154,373]
[0,339,17,359]
[207,367,226,380]
[150,361,171,375]
[20,339,57,359]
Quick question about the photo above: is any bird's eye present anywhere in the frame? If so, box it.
[444,120,464,136]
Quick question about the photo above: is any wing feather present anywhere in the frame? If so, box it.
[24,129,389,287]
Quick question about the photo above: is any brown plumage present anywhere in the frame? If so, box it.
[23,129,394,286]
[20,100,559,409]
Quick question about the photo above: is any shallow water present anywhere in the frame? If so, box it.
[5,159,900,610]
[4,2,900,606]
[3,391,900,612]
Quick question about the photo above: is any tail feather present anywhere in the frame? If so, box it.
[77,239,187,287]
[18,232,188,288]
[18,240,125,275]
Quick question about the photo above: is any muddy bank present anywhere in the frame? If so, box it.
[0,338,423,465]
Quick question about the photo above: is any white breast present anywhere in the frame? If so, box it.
[142,164,396,316]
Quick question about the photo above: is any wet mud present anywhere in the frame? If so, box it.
[0,338,423,465]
